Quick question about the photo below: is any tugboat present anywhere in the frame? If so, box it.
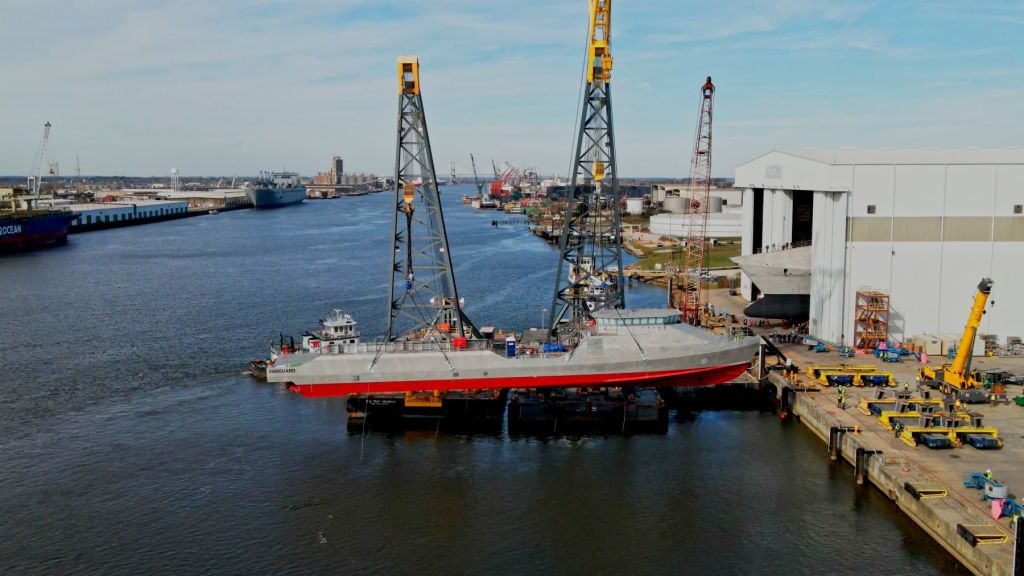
[297,309,361,354]
[250,310,361,381]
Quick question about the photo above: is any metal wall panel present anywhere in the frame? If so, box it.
[996,165,1024,216]
[990,243,1024,341]
[850,165,895,216]
[847,217,892,242]
[809,191,848,344]
[894,164,945,216]
[942,217,992,241]
[889,242,942,341]
[946,165,997,216]
[892,216,943,242]
[994,217,1024,241]
[937,243,994,338]
[740,188,754,300]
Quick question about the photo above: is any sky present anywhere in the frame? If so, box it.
[1,0,1022,178]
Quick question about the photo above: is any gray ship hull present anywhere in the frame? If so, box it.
[267,322,759,397]
[246,186,306,208]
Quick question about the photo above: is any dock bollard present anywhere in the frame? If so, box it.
[855,448,882,485]
[828,426,859,461]
[780,386,794,419]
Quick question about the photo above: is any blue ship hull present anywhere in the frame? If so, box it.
[0,211,78,253]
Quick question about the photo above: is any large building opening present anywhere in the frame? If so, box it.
[791,192,813,244]
[752,188,764,251]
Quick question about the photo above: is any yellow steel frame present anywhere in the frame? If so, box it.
[398,55,420,94]
[586,0,612,83]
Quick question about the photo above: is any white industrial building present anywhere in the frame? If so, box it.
[66,200,190,228]
[648,186,744,238]
[734,149,1024,349]
[649,212,743,238]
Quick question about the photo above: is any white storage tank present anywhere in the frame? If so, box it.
[707,195,724,213]
[663,195,686,214]
[625,197,643,215]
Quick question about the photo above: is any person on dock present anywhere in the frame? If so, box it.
[984,469,993,481]
[837,385,847,409]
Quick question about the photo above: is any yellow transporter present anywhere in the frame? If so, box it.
[805,365,876,387]
[856,372,896,387]
[857,396,945,416]
[897,425,1002,449]
[878,410,970,431]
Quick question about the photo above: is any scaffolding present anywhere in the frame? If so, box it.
[854,289,890,350]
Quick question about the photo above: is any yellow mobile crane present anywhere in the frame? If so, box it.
[919,278,992,393]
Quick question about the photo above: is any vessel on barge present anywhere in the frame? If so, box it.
[266,308,756,396]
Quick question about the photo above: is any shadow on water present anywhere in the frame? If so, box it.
[662,380,779,416]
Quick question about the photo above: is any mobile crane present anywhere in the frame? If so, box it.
[919,278,993,394]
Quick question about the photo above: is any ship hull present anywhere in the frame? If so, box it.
[245,186,306,208]
[268,322,759,398]
[289,362,750,398]
[0,212,78,253]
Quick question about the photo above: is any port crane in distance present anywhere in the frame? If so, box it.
[918,278,993,395]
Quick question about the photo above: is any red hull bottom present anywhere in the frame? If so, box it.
[287,362,750,398]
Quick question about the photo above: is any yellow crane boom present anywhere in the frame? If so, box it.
[587,0,612,84]
[920,278,992,391]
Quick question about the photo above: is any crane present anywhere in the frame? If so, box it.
[470,154,485,196]
[386,56,474,344]
[679,77,716,325]
[919,278,993,394]
[449,161,459,185]
[28,122,52,196]
[550,0,623,335]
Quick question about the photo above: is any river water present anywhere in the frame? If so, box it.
[0,185,957,574]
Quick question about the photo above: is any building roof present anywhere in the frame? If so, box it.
[62,200,188,211]
[776,148,1024,166]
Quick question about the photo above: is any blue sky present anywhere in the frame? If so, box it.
[1,0,1022,178]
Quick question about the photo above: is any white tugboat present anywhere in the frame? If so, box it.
[249,310,361,380]
[298,310,361,354]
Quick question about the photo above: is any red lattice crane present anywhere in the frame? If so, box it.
[679,77,715,324]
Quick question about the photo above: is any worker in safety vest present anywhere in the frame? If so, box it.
[836,385,846,409]
[984,469,993,481]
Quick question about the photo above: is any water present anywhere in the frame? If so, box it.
[0,185,957,574]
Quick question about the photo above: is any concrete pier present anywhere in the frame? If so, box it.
[766,347,1024,576]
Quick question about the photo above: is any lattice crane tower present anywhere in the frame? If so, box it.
[550,0,624,335]
[680,77,715,324]
[386,56,474,342]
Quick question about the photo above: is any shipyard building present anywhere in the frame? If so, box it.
[648,184,744,238]
[733,149,1024,352]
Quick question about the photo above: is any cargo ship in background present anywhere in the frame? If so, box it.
[245,171,306,208]
[0,190,78,253]
[2,122,78,254]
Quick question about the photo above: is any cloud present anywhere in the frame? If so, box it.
[0,0,1021,178]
